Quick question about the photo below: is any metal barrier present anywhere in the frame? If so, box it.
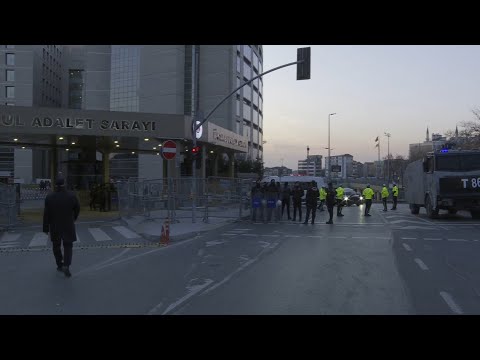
[117,177,251,224]
[0,183,17,230]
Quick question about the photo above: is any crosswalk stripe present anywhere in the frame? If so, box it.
[112,226,140,239]
[76,232,81,243]
[88,228,112,242]
[0,233,21,243]
[29,232,48,247]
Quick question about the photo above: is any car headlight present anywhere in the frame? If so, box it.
[344,196,348,201]
[360,196,363,200]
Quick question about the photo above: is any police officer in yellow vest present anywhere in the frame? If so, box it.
[318,186,327,211]
[391,183,399,210]
[336,184,345,217]
[362,184,375,216]
[381,184,389,212]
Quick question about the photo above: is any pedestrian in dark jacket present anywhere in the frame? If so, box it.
[266,179,280,222]
[43,176,80,278]
[251,180,263,222]
[281,182,291,220]
[291,182,304,222]
[304,181,320,224]
[325,182,336,224]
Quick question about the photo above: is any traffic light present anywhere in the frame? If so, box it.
[192,146,202,169]
[297,47,311,80]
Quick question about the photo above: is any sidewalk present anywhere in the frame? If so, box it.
[122,207,249,243]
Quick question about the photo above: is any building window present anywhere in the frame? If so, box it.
[6,53,15,66]
[6,70,14,82]
[6,86,15,98]
[236,99,240,117]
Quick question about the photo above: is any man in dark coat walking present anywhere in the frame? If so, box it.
[303,181,320,224]
[43,176,80,278]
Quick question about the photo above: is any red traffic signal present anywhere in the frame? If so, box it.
[192,146,200,154]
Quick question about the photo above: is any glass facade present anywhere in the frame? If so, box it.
[6,86,14,98]
[68,70,84,109]
[6,70,14,82]
[6,53,14,66]
[235,45,263,161]
[110,45,140,112]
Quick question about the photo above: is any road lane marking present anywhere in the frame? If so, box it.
[157,279,214,315]
[233,229,252,231]
[414,258,429,271]
[29,232,48,247]
[402,243,412,251]
[88,228,112,242]
[112,226,141,239]
[261,234,279,237]
[0,233,21,242]
[201,243,279,297]
[221,233,237,236]
[439,291,463,315]
[352,236,368,239]
[448,238,469,242]
[424,238,442,241]
[285,235,300,238]
[206,240,226,247]
[307,235,323,238]
[401,237,417,240]
[330,236,347,239]
[243,234,257,237]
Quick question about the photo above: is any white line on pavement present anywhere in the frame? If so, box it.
[401,237,417,240]
[424,238,442,241]
[88,228,112,242]
[448,239,469,242]
[0,233,21,242]
[330,236,347,239]
[112,226,141,239]
[352,236,368,239]
[402,243,412,251]
[157,279,214,315]
[414,258,429,271]
[307,235,323,238]
[29,232,48,247]
[439,291,463,315]
[285,235,300,238]
[261,235,279,237]
[221,233,237,236]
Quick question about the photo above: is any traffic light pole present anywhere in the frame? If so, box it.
[191,56,308,223]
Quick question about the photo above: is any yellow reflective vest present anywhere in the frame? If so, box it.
[393,185,399,197]
[336,187,344,200]
[381,187,389,199]
[363,187,374,200]
[319,187,327,200]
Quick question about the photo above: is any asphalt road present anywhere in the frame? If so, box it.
[1,202,479,314]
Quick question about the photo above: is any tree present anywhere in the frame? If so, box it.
[236,159,264,178]
[445,109,480,149]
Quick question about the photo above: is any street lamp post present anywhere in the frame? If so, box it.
[328,113,336,180]
[384,132,391,185]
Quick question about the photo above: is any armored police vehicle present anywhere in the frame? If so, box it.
[404,149,480,219]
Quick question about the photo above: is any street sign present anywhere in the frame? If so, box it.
[161,140,177,160]
[331,165,341,172]
[195,120,203,139]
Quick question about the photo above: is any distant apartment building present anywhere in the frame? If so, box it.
[264,166,292,177]
[409,128,447,161]
[298,155,322,176]
[324,154,353,179]
[352,160,363,178]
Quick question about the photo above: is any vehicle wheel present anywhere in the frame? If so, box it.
[448,209,457,215]
[425,196,439,219]
[471,211,480,220]
[409,204,420,215]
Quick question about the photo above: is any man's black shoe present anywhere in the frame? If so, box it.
[63,266,72,278]
[326,221,333,224]
[366,214,372,216]
[303,221,308,224]
[57,266,63,272]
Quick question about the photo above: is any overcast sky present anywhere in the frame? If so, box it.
[261,45,480,170]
